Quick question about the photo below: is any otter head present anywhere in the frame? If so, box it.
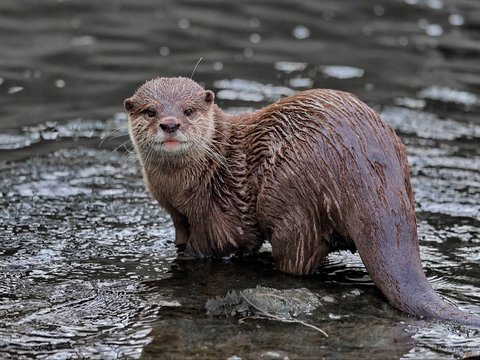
[124,77,215,163]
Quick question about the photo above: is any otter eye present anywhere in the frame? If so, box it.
[145,108,156,118]
[184,108,193,116]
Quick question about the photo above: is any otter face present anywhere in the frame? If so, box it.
[124,77,215,160]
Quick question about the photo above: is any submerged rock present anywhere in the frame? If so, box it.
[206,286,323,320]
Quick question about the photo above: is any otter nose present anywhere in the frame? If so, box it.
[159,122,180,133]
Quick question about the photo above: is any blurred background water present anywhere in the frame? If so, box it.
[0,0,479,359]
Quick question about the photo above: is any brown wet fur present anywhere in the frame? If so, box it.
[125,77,480,327]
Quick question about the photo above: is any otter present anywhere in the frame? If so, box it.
[124,76,480,326]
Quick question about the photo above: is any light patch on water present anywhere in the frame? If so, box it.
[381,107,480,140]
[417,18,444,37]
[321,66,364,79]
[394,97,426,109]
[55,79,66,88]
[218,89,264,102]
[289,77,313,88]
[242,48,253,58]
[426,0,443,9]
[292,25,310,39]
[249,17,260,28]
[214,78,294,102]
[7,86,24,94]
[70,35,96,47]
[417,86,479,106]
[0,133,39,150]
[408,145,480,219]
[373,5,385,16]
[274,61,308,73]
[249,33,261,44]
[448,14,465,26]
[418,203,479,219]
[56,118,106,138]
[213,61,223,71]
[223,107,256,116]
[159,46,170,56]
[426,24,443,36]
[405,0,444,9]
[2,115,129,151]
[178,18,190,29]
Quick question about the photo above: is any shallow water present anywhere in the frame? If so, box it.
[1,0,480,358]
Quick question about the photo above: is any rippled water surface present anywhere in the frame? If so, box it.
[1,0,480,359]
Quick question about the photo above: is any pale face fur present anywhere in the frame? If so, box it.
[124,77,216,166]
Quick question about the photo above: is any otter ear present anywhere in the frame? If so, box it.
[205,90,215,104]
[124,97,137,114]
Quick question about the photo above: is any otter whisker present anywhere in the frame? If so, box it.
[190,57,203,79]
[111,140,133,154]
[188,136,231,175]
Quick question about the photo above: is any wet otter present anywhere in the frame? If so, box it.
[124,77,480,326]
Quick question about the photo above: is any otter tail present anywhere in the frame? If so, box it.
[353,218,480,327]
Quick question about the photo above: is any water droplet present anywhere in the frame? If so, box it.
[374,5,385,16]
[0,77,4,85]
[8,86,24,94]
[159,46,170,56]
[249,17,260,28]
[329,313,342,320]
[365,83,375,92]
[249,33,261,44]
[418,19,429,29]
[178,18,190,29]
[426,0,443,9]
[399,36,409,46]
[213,61,223,71]
[449,14,464,26]
[33,70,42,78]
[23,70,32,78]
[55,79,66,88]
[404,0,418,4]
[243,48,254,57]
[71,36,96,47]
[426,24,443,37]
[292,25,310,40]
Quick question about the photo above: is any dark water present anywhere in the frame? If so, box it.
[1,0,480,358]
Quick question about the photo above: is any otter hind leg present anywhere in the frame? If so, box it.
[269,216,331,276]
